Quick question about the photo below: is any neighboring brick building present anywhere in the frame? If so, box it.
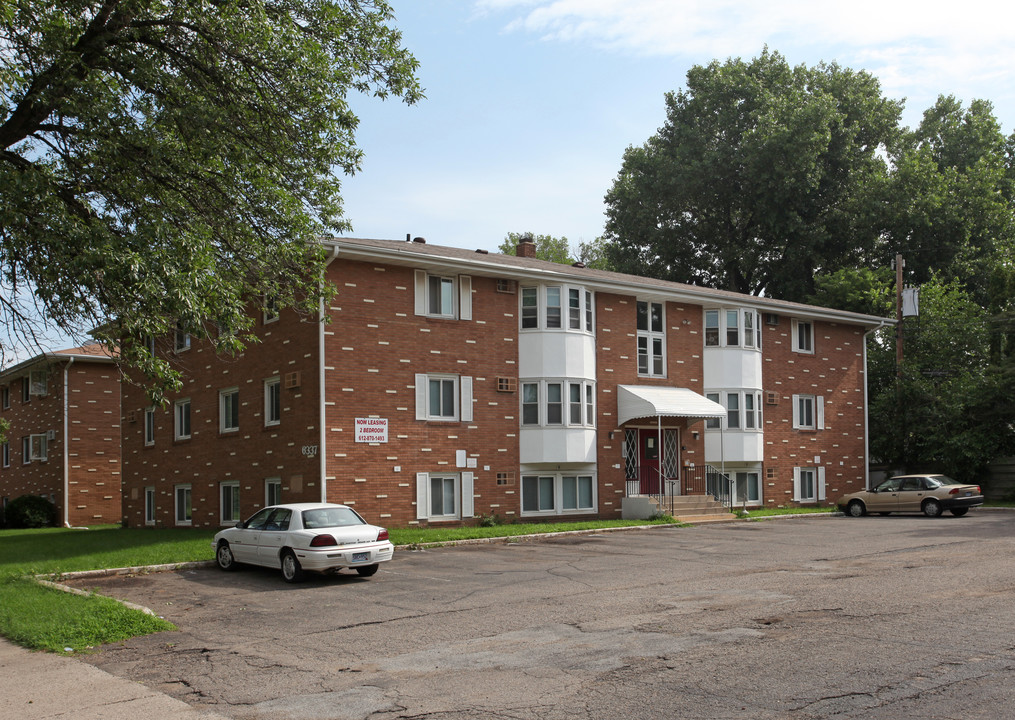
[120,237,890,528]
[0,344,121,526]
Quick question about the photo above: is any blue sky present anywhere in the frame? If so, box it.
[342,0,1015,251]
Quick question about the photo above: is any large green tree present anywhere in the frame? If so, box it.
[604,49,902,301]
[1,0,421,397]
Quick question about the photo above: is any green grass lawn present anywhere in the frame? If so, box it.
[0,509,832,653]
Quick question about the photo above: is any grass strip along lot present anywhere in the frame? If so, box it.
[0,510,831,653]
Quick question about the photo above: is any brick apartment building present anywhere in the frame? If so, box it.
[120,236,890,529]
[0,344,121,526]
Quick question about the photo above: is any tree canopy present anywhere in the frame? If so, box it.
[498,232,614,270]
[1,0,421,397]
[604,49,902,301]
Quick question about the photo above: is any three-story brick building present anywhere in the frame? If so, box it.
[120,236,890,528]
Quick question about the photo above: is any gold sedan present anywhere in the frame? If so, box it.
[837,474,983,518]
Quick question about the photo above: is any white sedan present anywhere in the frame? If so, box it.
[212,503,394,582]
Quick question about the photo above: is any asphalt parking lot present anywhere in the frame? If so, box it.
[72,511,1015,720]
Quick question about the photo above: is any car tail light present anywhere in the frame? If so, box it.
[310,534,337,547]
[377,528,389,541]
[949,488,960,495]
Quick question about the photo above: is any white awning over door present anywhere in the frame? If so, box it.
[617,385,726,427]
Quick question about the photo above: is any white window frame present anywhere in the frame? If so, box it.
[174,398,192,440]
[519,284,593,333]
[792,394,825,430]
[220,481,241,525]
[266,477,282,507]
[264,377,281,426]
[792,319,814,354]
[144,407,156,446]
[415,374,473,422]
[174,322,191,352]
[637,300,665,377]
[705,392,721,429]
[1,385,9,409]
[521,473,597,516]
[1,442,9,468]
[520,379,596,428]
[22,377,31,402]
[263,294,279,324]
[219,387,239,433]
[735,471,762,505]
[416,471,474,520]
[144,486,156,525]
[175,484,192,525]
[793,466,826,503]
[414,270,472,320]
[21,437,30,464]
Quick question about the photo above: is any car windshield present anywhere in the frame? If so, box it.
[302,507,366,529]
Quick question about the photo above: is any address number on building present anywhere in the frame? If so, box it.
[301,445,319,458]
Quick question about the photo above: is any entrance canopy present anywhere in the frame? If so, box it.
[617,385,726,428]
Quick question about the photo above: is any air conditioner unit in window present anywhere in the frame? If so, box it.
[46,429,55,441]
[126,410,137,423]
[284,371,301,389]
[496,279,517,294]
[765,391,779,405]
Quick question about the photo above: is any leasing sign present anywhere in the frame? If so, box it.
[355,417,389,443]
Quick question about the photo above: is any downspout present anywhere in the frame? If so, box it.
[62,357,74,527]
[319,244,341,503]
[862,321,891,490]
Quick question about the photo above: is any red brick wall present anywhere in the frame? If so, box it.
[120,309,321,528]
[0,360,121,526]
[761,319,868,505]
[322,259,521,526]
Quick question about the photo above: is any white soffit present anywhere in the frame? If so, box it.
[617,385,726,427]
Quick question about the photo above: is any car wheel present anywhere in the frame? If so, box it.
[216,542,237,571]
[847,500,866,517]
[922,498,944,517]
[281,550,305,583]
[950,507,969,517]
[355,564,379,577]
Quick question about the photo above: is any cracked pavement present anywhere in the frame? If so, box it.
[70,512,1015,719]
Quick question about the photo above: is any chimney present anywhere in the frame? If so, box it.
[516,237,536,258]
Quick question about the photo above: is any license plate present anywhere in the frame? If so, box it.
[352,552,369,563]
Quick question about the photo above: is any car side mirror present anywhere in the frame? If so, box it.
[236,521,247,529]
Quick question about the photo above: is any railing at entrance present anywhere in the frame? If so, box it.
[625,465,732,509]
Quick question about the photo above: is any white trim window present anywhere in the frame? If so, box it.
[33,434,47,461]
[174,398,192,440]
[705,392,722,429]
[1,441,9,468]
[521,473,596,515]
[220,481,240,524]
[792,394,825,430]
[175,484,192,525]
[263,295,279,324]
[415,374,473,422]
[416,471,474,520]
[736,471,762,505]
[414,270,472,320]
[706,391,762,431]
[21,437,30,464]
[266,477,282,506]
[637,300,665,376]
[144,407,156,446]
[792,319,814,354]
[144,486,156,525]
[519,284,593,333]
[219,387,239,433]
[264,377,281,426]
[174,322,191,352]
[793,467,826,503]
[29,370,47,396]
[1,385,9,409]
[520,379,596,428]
[705,308,761,349]
[22,376,30,402]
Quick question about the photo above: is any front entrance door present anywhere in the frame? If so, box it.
[640,430,660,494]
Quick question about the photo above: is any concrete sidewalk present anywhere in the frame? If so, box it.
[0,638,232,720]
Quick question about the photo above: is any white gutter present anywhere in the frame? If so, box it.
[62,356,74,527]
[862,321,892,490]
[319,244,341,502]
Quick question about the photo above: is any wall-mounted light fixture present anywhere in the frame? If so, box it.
[692,430,700,440]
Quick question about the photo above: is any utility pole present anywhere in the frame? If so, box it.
[894,253,905,374]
